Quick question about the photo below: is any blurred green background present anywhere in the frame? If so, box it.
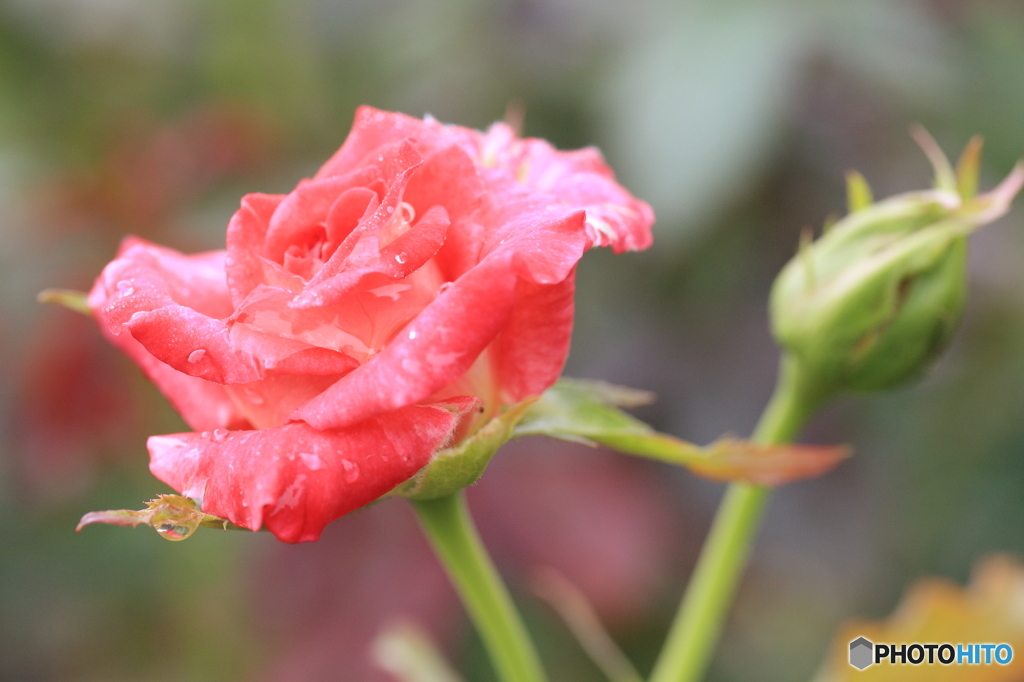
[3,0,1024,680]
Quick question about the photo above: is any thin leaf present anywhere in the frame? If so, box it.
[812,554,1024,681]
[37,288,91,316]
[392,399,537,500]
[846,171,874,213]
[515,379,849,486]
[531,567,644,682]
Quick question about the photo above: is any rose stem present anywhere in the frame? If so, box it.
[649,355,825,682]
[413,491,547,682]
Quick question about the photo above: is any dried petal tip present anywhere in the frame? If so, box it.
[76,494,234,542]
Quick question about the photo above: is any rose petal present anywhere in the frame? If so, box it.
[126,305,262,384]
[403,145,488,280]
[148,397,479,543]
[292,204,450,310]
[314,107,432,181]
[263,166,381,262]
[94,239,359,384]
[497,270,576,403]
[290,141,425,308]
[225,193,287,305]
[454,122,654,253]
[91,237,234,323]
[324,186,379,253]
[293,252,520,430]
[379,204,450,278]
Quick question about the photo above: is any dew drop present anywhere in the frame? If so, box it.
[394,252,407,264]
[155,522,197,541]
[386,205,395,214]
[187,349,207,363]
[116,280,134,297]
[377,156,384,162]
[212,429,228,443]
[341,459,360,484]
[150,508,201,542]
[438,282,453,294]
[408,330,417,340]
[201,431,211,439]
[301,452,323,471]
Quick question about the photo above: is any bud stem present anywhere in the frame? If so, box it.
[649,355,825,682]
[413,491,547,682]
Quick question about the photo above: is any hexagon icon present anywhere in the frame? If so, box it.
[849,637,874,670]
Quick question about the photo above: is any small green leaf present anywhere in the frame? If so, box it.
[393,399,538,500]
[845,171,874,213]
[77,494,240,541]
[515,379,849,486]
[37,288,91,316]
[955,135,983,202]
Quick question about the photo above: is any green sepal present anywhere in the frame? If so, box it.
[76,494,244,541]
[393,399,538,500]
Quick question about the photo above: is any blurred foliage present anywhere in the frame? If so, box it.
[3,0,1024,681]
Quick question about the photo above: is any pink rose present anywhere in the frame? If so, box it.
[88,107,654,542]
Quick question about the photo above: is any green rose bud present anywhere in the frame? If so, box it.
[770,130,1023,399]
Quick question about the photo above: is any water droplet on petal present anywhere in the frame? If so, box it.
[300,452,323,471]
[212,429,228,443]
[438,282,453,294]
[201,431,211,439]
[187,349,206,363]
[395,252,407,264]
[408,330,417,340]
[116,280,134,297]
[341,459,360,484]
[386,205,395,214]
[377,156,384,162]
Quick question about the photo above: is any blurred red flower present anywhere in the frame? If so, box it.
[87,106,653,542]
